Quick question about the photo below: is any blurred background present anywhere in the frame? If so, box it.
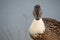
[0,0,60,40]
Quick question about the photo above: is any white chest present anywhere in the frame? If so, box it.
[29,18,45,35]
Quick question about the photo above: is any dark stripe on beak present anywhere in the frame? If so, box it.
[36,9,39,17]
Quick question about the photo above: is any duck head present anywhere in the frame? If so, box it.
[33,5,42,20]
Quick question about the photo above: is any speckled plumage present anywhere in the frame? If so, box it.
[29,18,60,40]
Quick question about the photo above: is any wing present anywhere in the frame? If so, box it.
[42,18,60,40]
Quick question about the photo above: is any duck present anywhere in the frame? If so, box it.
[29,5,60,40]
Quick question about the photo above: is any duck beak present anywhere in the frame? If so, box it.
[36,10,40,20]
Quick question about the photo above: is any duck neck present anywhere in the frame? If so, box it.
[33,18,45,34]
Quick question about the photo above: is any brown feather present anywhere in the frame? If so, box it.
[30,18,60,40]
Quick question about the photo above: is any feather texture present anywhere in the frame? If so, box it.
[29,18,60,40]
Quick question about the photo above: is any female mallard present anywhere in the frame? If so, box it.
[29,5,60,40]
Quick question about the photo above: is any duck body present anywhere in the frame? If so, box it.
[29,18,60,40]
[29,5,60,40]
